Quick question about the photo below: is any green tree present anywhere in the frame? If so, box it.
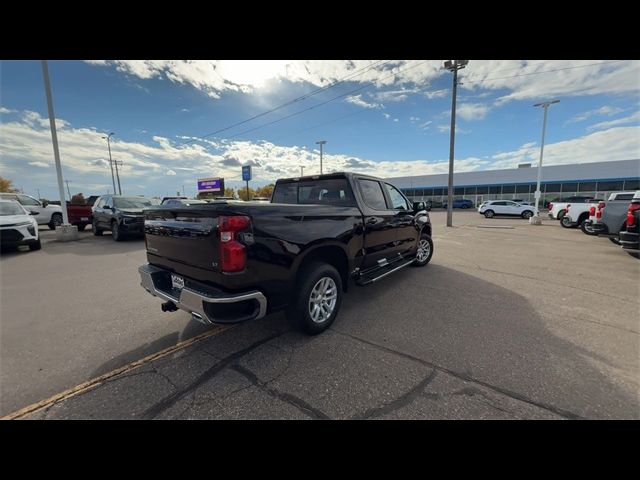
[256,184,274,198]
[224,187,235,197]
[237,187,256,201]
[0,176,18,193]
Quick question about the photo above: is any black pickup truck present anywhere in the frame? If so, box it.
[138,172,432,334]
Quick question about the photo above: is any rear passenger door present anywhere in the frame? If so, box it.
[356,178,400,268]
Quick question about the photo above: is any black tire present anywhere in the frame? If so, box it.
[461,205,468,209]
[609,237,621,245]
[412,232,433,267]
[626,251,640,259]
[92,220,103,236]
[111,221,124,241]
[29,238,42,251]
[484,210,495,218]
[48,213,62,230]
[522,210,534,220]
[286,262,343,335]
[581,220,598,236]
[76,223,87,231]
[557,209,567,221]
[560,215,575,228]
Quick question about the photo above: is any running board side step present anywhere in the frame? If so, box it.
[355,258,415,286]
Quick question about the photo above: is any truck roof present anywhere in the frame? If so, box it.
[275,171,383,184]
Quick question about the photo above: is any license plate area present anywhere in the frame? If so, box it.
[171,274,185,290]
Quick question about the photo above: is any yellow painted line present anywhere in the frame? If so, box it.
[2,324,235,420]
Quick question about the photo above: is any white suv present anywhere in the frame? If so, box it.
[478,200,535,219]
[0,193,63,230]
[0,199,41,250]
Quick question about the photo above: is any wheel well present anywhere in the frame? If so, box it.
[422,224,432,237]
[578,212,589,222]
[296,246,349,292]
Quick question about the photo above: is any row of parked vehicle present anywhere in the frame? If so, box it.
[548,191,640,258]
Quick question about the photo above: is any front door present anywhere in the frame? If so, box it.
[16,194,47,224]
[356,178,400,269]
[383,182,418,257]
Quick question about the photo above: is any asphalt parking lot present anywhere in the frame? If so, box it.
[1,210,639,419]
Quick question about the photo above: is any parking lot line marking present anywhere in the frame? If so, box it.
[1,325,235,420]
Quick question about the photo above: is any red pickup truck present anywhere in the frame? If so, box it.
[66,195,99,231]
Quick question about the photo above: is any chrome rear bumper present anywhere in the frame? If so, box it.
[139,264,267,325]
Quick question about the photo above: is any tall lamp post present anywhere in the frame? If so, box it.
[530,100,560,225]
[316,140,326,174]
[443,60,468,228]
[102,132,117,194]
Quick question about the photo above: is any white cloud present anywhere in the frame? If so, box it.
[419,121,432,130]
[345,95,383,109]
[383,113,391,120]
[586,111,640,131]
[437,124,470,134]
[165,169,177,176]
[566,105,625,124]
[457,103,490,121]
[393,118,399,122]
[409,116,420,123]
[424,89,448,99]
[1,106,15,114]
[28,161,50,168]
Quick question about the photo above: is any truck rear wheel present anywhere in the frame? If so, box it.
[581,221,598,236]
[287,262,343,335]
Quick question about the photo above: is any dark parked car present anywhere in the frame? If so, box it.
[161,198,208,207]
[619,197,639,258]
[139,172,433,335]
[442,199,474,209]
[91,195,154,241]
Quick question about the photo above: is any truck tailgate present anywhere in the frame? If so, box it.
[144,207,222,272]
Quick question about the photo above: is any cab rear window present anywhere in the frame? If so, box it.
[272,179,356,206]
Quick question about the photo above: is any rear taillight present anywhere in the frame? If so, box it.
[627,203,640,228]
[566,204,571,212]
[219,215,251,272]
[589,206,596,217]
[596,202,605,219]
[548,203,553,210]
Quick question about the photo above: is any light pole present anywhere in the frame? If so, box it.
[316,140,326,174]
[530,100,560,224]
[300,166,305,177]
[443,60,468,228]
[65,179,72,200]
[102,132,117,194]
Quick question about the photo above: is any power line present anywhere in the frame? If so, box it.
[226,60,431,139]
[462,60,628,84]
[180,60,395,145]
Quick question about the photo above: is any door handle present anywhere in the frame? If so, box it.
[366,217,377,224]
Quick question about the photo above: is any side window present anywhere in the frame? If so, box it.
[95,198,105,208]
[104,197,113,208]
[358,179,388,210]
[385,183,411,210]
[493,201,506,206]
[18,195,41,206]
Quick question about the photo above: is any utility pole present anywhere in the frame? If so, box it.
[37,188,41,200]
[112,159,124,194]
[531,100,560,224]
[182,185,185,196]
[65,179,71,200]
[316,140,326,174]
[443,60,468,228]
[102,132,117,194]
[300,166,305,177]
[41,60,70,227]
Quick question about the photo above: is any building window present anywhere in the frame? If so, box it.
[561,182,579,193]
[489,186,501,194]
[454,187,464,195]
[544,183,561,193]
[476,186,489,194]
[433,188,444,196]
[502,185,515,194]
[578,182,596,192]
[515,184,529,193]
[403,189,415,197]
[464,186,477,196]
[424,188,433,196]
[597,180,624,191]
[624,179,640,190]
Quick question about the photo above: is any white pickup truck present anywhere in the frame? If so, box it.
[547,196,597,221]
[560,200,603,229]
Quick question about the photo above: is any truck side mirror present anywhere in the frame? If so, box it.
[41,200,48,208]
[413,201,426,212]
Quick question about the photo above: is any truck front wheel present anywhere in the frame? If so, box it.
[412,233,433,267]
[287,262,343,335]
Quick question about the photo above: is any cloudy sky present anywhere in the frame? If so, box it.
[1,60,639,199]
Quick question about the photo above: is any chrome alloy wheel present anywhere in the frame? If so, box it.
[416,238,431,262]
[308,276,338,323]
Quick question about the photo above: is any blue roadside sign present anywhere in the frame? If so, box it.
[242,165,252,181]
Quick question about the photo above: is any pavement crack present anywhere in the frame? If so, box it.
[231,364,330,420]
[332,329,582,420]
[351,368,438,420]
[140,330,285,419]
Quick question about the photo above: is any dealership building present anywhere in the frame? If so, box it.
[386,159,640,206]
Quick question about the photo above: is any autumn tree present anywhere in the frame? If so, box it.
[237,187,257,201]
[71,193,86,204]
[255,184,275,198]
[0,176,18,193]
[224,187,235,197]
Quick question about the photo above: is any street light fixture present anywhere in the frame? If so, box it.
[530,99,560,224]
[102,132,118,194]
[443,60,468,228]
[316,140,327,174]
